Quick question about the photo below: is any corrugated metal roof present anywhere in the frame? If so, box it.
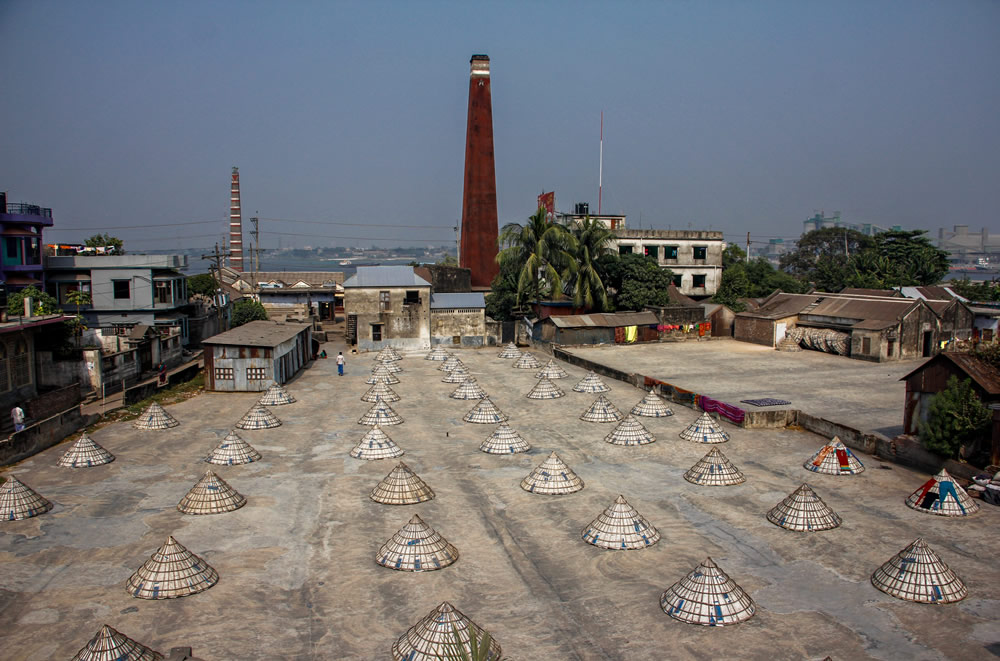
[851,318,898,330]
[342,266,431,288]
[203,320,310,347]
[548,311,658,328]
[736,293,821,320]
[840,288,900,297]
[430,293,485,309]
[900,352,1000,396]
[806,297,918,321]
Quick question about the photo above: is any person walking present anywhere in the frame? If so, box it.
[336,351,345,376]
[11,404,25,432]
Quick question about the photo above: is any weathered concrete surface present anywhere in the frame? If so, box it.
[564,340,922,437]
[1,345,998,660]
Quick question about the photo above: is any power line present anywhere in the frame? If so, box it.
[51,217,455,232]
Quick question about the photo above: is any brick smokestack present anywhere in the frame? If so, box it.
[229,167,244,272]
[460,54,499,288]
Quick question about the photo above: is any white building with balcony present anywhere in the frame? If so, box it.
[44,254,190,340]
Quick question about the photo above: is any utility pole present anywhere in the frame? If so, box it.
[845,230,849,259]
[746,232,751,263]
[250,216,260,289]
[454,225,460,263]
[201,243,226,330]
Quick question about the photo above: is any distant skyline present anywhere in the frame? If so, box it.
[1,1,998,254]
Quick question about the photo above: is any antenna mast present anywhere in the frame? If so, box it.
[598,111,603,216]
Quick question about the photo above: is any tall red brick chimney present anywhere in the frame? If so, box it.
[460,54,499,288]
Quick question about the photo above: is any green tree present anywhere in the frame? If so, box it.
[780,228,873,290]
[722,242,747,268]
[712,263,750,312]
[599,253,673,311]
[231,299,268,327]
[437,254,458,267]
[484,261,520,321]
[7,285,59,316]
[565,216,616,311]
[496,208,573,305]
[918,376,992,458]
[744,257,807,297]
[187,273,218,297]
[84,233,124,254]
[950,277,1000,302]
[869,229,949,286]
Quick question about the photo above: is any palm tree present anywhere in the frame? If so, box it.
[565,216,615,311]
[496,208,573,306]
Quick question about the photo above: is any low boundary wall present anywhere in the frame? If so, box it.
[1,405,98,466]
[123,364,201,406]
[552,344,962,476]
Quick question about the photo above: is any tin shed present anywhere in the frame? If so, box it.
[203,321,312,391]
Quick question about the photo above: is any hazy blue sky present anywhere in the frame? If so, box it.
[1,1,997,253]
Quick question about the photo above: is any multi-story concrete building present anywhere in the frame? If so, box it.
[343,266,432,352]
[0,191,51,294]
[44,253,190,339]
[556,204,724,298]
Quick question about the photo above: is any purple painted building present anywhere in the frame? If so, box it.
[0,191,51,296]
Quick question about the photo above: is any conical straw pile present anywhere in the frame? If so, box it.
[205,430,261,465]
[367,364,400,385]
[605,415,656,446]
[235,404,281,430]
[512,352,541,369]
[351,425,404,460]
[521,452,584,495]
[376,357,403,374]
[58,433,115,468]
[463,397,508,424]
[631,391,674,417]
[766,484,841,531]
[803,437,864,475]
[573,371,609,393]
[376,346,401,362]
[362,381,400,403]
[905,469,979,517]
[683,448,745,486]
[497,342,520,359]
[0,475,53,520]
[480,423,531,454]
[425,346,450,361]
[391,601,502,661]
[359,397,403,426]
[660,558,756,626]
[871,538,968,604]
[678,412,729,443]
[451,378,488,400]
[525,377,565,400]
[535,359,569,379]
[70,624,163,661]
[376,514,459,572]
[580,394,623,423]
[125,536,218,599]
[582,495,660,549]
[370,462,435,505]
[441,365,470,384]
[258,383,296,406]
[177,470,246,515]
[133,402,178,430]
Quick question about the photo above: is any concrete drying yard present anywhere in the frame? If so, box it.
[564,340,923,438]
[1,345,998,660]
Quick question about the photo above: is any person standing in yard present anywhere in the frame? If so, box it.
[336,351,345,376]
[11,404,25,432]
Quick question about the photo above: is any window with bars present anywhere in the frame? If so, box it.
[379,290,390,311]
[214,367,234,380]
[12,340,29,387]
[246,367,267,380]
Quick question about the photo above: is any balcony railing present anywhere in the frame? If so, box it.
[5,203,52,218]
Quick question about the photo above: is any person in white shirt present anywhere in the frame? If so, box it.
[11,404,25,432]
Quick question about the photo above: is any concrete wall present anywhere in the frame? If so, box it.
[27,383,82,421]
[430,308,485,347]
[346,286,430,352]
[612,229,724,296]
[35,351,89,390]
[645,305,705,326]
[83,347,141,393]
[0,405,96,466]
[414,265,472,293]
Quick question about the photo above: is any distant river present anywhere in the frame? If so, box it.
[185,256,422,276]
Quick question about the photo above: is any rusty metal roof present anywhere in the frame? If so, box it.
[840,288,901,297]
[203,320,310,347]
[736,293,821,320]
[547,312,658,328]
[805,297,919,321]
[900,352,1000,396]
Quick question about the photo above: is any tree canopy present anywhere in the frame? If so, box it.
[84,233,124,254]
[918,376,991,458]
[231,299,268,327]
[187,273,218,297]
[598,253,674,311]
[7,285,59,316]
[496,208,574,305]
